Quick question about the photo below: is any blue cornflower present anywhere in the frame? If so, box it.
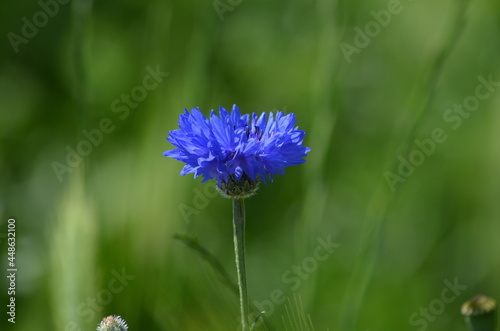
[164,105,310,196]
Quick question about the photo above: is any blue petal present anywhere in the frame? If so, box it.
[164,106,310,185]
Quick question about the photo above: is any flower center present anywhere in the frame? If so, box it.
[244,125,263,141]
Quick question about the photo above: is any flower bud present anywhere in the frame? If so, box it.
[96,315,128,331]
[461,295,497,331]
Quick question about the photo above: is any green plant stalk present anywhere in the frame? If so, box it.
[338,1,470,329]
[173,233,239,295]
[233,198,249,331]
[464,314,497,331]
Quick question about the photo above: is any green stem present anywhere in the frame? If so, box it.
[233,198,249,331]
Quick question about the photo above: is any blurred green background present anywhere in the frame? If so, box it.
[1,0,500,330]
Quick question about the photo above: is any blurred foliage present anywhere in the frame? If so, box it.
[1,0,500,330]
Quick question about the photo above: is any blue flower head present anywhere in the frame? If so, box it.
[164,105,310,197]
